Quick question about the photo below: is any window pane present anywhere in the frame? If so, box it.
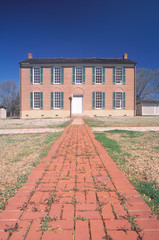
[96,68,102,83]
[95,92,102,108]
[34,92,40,108]
[116,92,122,108]
[116,68,122,84]
[76,67,82,83]
[54,68,61,84]
[54,92,61,108]
[34,68,40,83]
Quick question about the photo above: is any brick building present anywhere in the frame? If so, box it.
[19,53,136,118]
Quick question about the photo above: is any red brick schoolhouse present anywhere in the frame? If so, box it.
[19,53,136,118]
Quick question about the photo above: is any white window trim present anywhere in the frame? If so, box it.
[75,66,82,84]
[54,67,61,84]
[33,67,40,84]
[95,67,102,84]
[95,91,102,109]
[33,91,40,109]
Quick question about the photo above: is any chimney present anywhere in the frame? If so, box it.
[123,53,128,59]
[28,53,33,59]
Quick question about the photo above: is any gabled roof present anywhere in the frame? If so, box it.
[19,58,137,66]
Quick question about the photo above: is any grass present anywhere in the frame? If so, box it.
[0,118,71,129]
[94,130,159,218]
[0,132,61,212]
[130,178,159,216]
[84,116,159,127]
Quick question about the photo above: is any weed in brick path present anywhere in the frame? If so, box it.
[111,205,117,219]
[4,223,19,237]
[71,196,78,206]
[74,215,87,221]
[122,214,143,233]
[23,222,32,240]
[72,230,76,237]
[52,215,59,221]
[102,235,113,240]
[18,201,28,211]
[117,225,129,233]
[32,206,38,212]
[40,216,53,231]
[118,193,127,205]
[41,193,57,212]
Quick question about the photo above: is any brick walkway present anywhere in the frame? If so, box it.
[0,119,158,240]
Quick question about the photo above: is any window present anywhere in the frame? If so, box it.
[54,92,61,108]
[113,92,126,109]
[116,67,122,84]
[30,67,43,84]
[33,92,40,108]
[113,67,126,84]
[95,92,102,108]
[115,92,123,108]
[72,67,85,84]
[33,68,40,84]
[92,67,105,84]
[92,91,105,109]
[51,92,64,109]
[96,67,102,83]
[51,67,64,84]
[54,67,61,84]
[76,67,82,83]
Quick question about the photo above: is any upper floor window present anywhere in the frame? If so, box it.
[113,67,126,84]
[30,67,43,84]
[115,67,122,84]
[72,67,85,84]
[51,67,64,84]
[96,67,102,83]
[33,68,40,84]
[54,67,61,84]
[92,67,105,84]
[76,67,82,84]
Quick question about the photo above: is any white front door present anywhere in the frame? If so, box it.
[72,95,83,114]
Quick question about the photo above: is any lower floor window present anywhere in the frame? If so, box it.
[116,92,123,109]
[34,92,40,109]
[95,92,102,108]
[92,91,105,109]
[51,92,64,109]
[54,92,61,109]
[113,92,126,109]
[30,92,43,109]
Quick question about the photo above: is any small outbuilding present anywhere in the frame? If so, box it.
[0,106,7,118]
[136,100,159,115]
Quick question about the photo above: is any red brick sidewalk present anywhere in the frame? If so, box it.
[0,120,158,240]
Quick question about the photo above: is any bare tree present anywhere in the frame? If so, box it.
[0,80,20,117]
[136,68,159,100]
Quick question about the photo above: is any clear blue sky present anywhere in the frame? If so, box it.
[0,0,159,86]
